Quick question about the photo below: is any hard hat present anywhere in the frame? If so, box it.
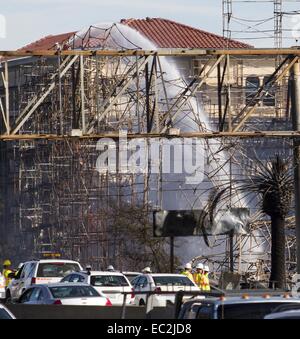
[185,263,192,269]
[143,267,151,273]
[86,265,92,270]
[204,265,210,272]
[107,265,115,271]
[3,259,11,266]
[196,263,204,270]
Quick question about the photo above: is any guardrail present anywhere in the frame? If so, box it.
[4,286,290,319]
[6,304,174,319]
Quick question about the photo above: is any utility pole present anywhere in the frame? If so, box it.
[291,59,300,275]
[170,236,174,273]
[274,0,283,49]
[229,230,234,272]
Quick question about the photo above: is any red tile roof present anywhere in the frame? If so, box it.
[18,18,252,51]
[121,18,252,49]
[18,32,76,51]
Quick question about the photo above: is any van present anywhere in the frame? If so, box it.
[6,259,82,302]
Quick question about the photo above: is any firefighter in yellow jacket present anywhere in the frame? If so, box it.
[193,263,204,290]
[201,265,211,292]
[2,260,13,288]
[181,263,194,282]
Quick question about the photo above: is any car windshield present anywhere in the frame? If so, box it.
[125,274,138,283]
[37,263,81,278]
[217,302,300,319]
[0,309,13,319]
[153,276,194,286]
[91,275,129,287]
[49,285,100,299]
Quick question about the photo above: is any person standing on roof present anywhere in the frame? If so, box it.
[2,260,14,288]
[193,263,204,289]
[201,265,211,292]
[181,263,194,282]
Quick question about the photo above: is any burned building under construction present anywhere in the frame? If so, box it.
[0,18,298,281]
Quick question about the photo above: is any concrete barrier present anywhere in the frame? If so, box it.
[6,305,175,319]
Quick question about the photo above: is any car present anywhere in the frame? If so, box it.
[178,295,300,319]
[122,272,141,283]
[264,310,300,319]
[0,273,6,301]
[6,259,83,302]
[0,303,16,319]
[61,271,134,306]
[17,283,112,306]
[131,273,200,307]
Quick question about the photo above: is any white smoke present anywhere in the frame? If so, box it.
[70,22,265,270]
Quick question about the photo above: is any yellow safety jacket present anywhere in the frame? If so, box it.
[181,270,194,282]
[2,269,12,287]
[193,273,203,289]
[201,274,211,292]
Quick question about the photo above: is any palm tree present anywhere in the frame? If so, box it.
[244,155,293,289]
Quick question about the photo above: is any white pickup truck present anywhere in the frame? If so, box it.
[0,273,6,301]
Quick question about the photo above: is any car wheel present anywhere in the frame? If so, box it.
[5,291,12,304]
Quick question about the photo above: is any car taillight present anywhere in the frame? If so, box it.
[31,277,36,285]
[105,298,112,306]
[53,299,62,305]
[154,287,162,293]
[131,288,135,298]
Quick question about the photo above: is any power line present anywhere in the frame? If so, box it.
[223,0,300,48]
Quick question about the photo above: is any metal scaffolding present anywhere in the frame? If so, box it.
[0,38,299,277]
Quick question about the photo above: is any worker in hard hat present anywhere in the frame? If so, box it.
[201,265,211,292]
[142,267,152,274]
[107,265,115,272]
[181,263,194,282]
[2,260,14,288]
[86,265,92,275]
[193,263,204,289]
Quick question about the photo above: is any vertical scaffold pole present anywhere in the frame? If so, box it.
[291,59,300,275]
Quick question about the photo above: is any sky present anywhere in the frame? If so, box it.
[1,0,300,50]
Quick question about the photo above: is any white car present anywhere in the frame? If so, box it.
[0,303,16,319]
[0,273,6,301]
[61,271,134,306]
[7,259,83,302]
[18,283,112,306]
[131,273,200,307]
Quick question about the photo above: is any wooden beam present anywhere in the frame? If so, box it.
[2,48,300,58]
[1,130,300,141]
